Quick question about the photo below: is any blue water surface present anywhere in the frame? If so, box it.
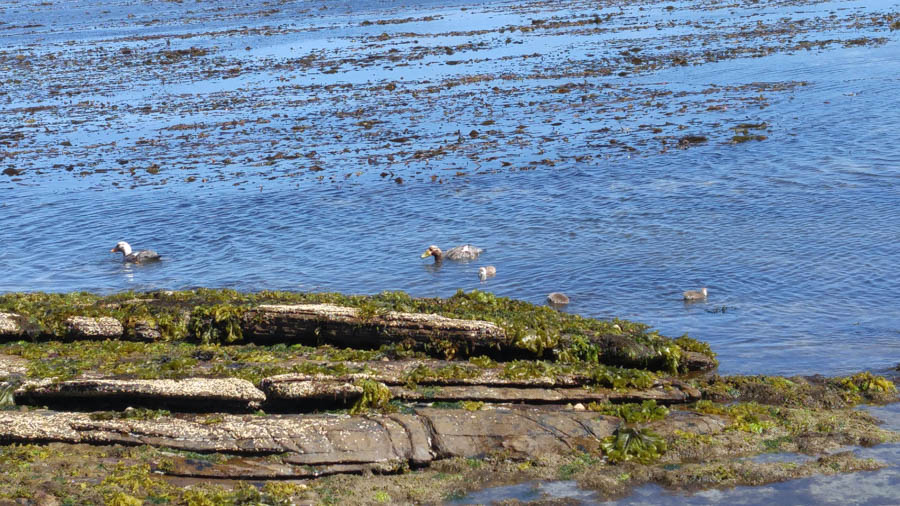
[2,0,898,377]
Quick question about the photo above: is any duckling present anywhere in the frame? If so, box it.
[421,244,483,263]
[682,287,708,301]
[478,265,496,281]
[110,241,160,263]
[547,292,570,305]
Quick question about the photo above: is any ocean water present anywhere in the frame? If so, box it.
[3,0,900,503]
[3,0,899,376]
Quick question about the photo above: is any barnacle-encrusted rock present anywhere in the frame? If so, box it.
[0,312,26,340]
[64,316,124,339]
[0,407,643,467]
[261,379,364,410]
[15,378,266,412]
[0,353,29,377]
[260,365,700,407]
[130,319,162,341]
[242,304,507,353]
[388,384,697,404]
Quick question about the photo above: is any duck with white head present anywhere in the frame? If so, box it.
[110,241,161,264]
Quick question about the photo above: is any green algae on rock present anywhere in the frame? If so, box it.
[349,379,394,414]
[601,427,668,464]
[588,399,670,423]
[0,289,717,372]
[0,289,897,505]
[0,386,896,504]
[700,373,898,408]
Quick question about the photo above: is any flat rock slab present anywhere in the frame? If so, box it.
[419,407,619,458]
[261,379,697,409]
[242,304,507,353]
[0,305,716,371]
[160,454,395,479]
[261,379,363,409]
[260,365,700,409]
[390,384,698,405]
[15,378,266,412]
[0,407,659,470]
[155,410,728,480]
[263,359,647,388]
[647,410,728,437]
[241,305,715,370]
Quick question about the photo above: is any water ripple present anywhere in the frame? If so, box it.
[3,4,900,377]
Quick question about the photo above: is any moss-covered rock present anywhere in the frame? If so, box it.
[0,290,896,505]
[0,290,715,371]
[701,372,898,408]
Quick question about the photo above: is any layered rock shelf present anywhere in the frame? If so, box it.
[0,408,629,466]
[0,289,896,505]
[243,304,508,352]
[259,365,701,409]
[4,361,698,412]
[14,378,266,412]
[0,298,718,371]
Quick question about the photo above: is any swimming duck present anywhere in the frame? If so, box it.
[110,241,160,263]
[547,292,570,305]
[421,244,483,263]
[682,287,708,301]
[478,265,496,281]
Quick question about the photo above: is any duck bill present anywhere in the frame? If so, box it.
[420,251,432,258]
[110,248,118,253]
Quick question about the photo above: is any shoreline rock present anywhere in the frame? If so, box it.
[0,289,895,504]
[243,303,509,354]
[0,290,719,372]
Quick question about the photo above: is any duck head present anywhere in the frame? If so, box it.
[110,241,132,256]
[420,245,443,262]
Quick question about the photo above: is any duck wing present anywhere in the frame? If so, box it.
[127,250,161,263]
[445,244,483,261]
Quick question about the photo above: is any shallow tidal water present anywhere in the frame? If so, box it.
[2,0,900,502]
[455,403,900,504]
[2,0,898,377]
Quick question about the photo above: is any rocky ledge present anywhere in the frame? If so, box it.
[14,378,266,412]
[0,289,896,505]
